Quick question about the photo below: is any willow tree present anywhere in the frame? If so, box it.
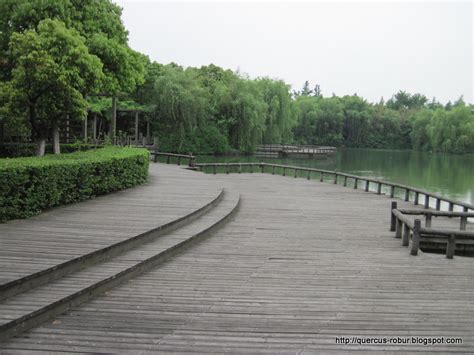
[6,19,103,155]
[152,65,211,151]
[256,78,294,144]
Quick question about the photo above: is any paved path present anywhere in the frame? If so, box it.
[1,165,473,353]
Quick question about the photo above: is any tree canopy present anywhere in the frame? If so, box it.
[0,0,146,154]
[0,1,472,155]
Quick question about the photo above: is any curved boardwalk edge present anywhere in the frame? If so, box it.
[0,189,225,302]
[0,191,241,343]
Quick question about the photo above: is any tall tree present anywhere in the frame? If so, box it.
[6,19,103,155]
[300,80,313,96]
[0,0,146,150]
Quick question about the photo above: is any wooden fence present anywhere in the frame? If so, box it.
[257,144,337,156]
[150,151,196,167]
[389,201,474,258]
[194,162,474,214]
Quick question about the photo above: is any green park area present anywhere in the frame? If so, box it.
[0,1,473,222]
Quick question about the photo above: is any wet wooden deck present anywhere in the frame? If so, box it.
[1,164,473,353]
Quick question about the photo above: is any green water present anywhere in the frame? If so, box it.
[196,148,474,208]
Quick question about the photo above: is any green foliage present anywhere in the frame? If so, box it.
[0,0,145,91]
[0,0,146,154]
[158,125,231,155]
[0,142,100,158]
[412,106,474,154]
[6,19,103,145]
[293,92,474,154]
[0,147,149,222]
[139,63,295,154]
[386,91,428,111]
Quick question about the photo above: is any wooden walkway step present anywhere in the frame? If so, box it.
[0,164,222,285]
[0,189,224,301]
[0,189,240,342]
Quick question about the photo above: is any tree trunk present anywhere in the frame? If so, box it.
[0,120,4,145]
[52,123,60,154]
[36,138,46,156]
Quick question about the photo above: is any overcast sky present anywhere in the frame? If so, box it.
[116,1,473,104]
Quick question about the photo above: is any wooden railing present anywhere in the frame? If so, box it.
[194,162,474,213]
[150,151,195,167]
[389,201,474,258]
[257,144,337,154]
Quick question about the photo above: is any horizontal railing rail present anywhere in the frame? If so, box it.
[257,144,337,154]
[194,162,473,213]
[150,151,195,167]
[389,202,474,259]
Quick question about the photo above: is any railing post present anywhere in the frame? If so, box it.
[377,183,382,195]
[449,202,454,212]
[354,178,358,189]
[153,149,158,163]
[189,155,195,168]
[396,218,402,239]
[410,219,421,255]
[460,216,467,231]
[177,157,181,166]
[414,192,419,205]
[166,155,170,164]
[405,189,410,202]
[365,180,369,192]
[283,168,286,176]
[390,185,395,198]
[425,214,432,228]
[238,164,242,174]
[213,165,217,175]
[333,173,337,184]
[272,165,275,175]
[343,176,347,186]
[294,168,298,178]
[319,172,323,182]
[390,201,397,231]
[424,195,429,209]
[226,163,229,174]
[436,198,441,211]
[446,234,456,259]
[463,206,469,213]
[402,223,410,246]
[307,170,311,180]
[261,163,264,173]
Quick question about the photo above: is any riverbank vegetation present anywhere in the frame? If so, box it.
[0,1,472,156]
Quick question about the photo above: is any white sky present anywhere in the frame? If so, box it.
[116,1,473,104]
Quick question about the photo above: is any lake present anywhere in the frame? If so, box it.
[197,148,474,210]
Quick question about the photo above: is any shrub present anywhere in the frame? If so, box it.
[0,147,149,222]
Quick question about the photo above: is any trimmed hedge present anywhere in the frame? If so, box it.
[0,143,100,158]
[0,147,149,222]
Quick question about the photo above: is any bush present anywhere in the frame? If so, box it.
[0,142,100,157]
[0,147,149,222]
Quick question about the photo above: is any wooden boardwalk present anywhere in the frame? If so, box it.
[1,164,473,353]
[0,164,222,284]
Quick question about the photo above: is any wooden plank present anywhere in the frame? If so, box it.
[1,171,473,352]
